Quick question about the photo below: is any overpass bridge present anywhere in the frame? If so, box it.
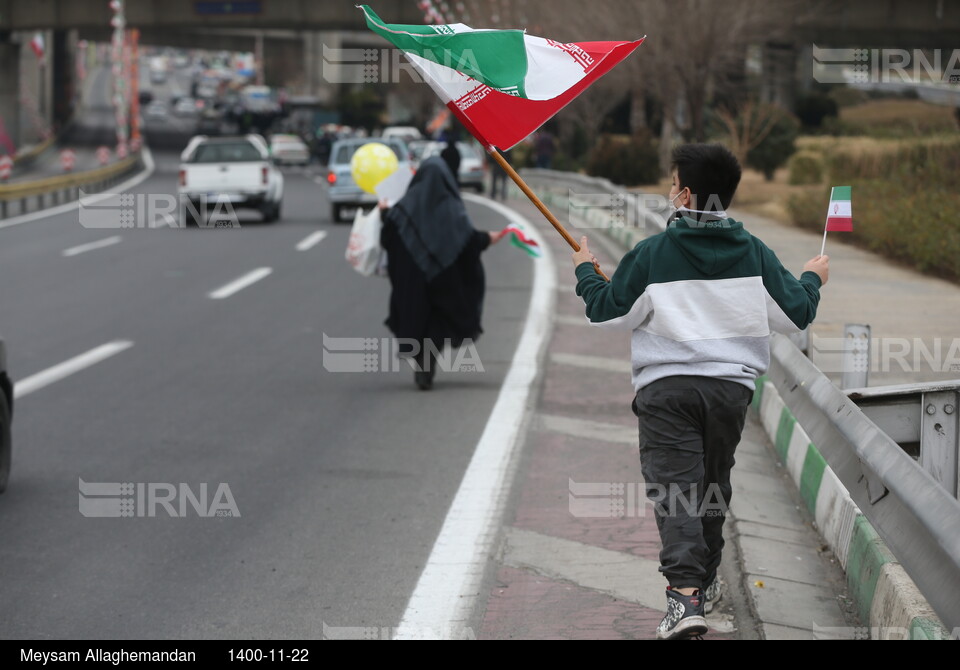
[1,0,958,151]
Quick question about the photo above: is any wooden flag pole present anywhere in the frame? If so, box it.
[486,146,609,282]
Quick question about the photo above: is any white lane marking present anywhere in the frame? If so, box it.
[296,231,327,251]
[13,340,134,400]
[0,146,156,230]
[394,193,556,640]
[61,235,122,257]
[208,267,273,300]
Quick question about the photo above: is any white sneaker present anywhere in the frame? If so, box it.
[704,577,723,614]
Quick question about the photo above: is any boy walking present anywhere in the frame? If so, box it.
[572,144,829,640]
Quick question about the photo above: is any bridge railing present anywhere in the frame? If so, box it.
[0,152,142,219]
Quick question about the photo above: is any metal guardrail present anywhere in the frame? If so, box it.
[11,136,57,166]
[768,333,960,630]
[846,380,959,499]
[0,153,142,219]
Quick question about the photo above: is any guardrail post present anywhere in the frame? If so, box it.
[842,324,871,390]
[788,326,810,357]
[921,390,959,498]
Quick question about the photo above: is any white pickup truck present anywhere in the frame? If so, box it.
[178,134,284,225]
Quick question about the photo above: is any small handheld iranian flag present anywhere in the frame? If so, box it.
[821,186,852,256]
[502,224,542,258]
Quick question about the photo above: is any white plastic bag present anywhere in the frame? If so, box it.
[345,206,384,277]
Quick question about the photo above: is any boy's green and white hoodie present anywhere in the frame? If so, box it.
[575,215,822,392]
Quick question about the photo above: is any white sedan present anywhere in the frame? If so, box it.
[269,134,310,166]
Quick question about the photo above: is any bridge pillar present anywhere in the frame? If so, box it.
[262,35,304,91]
[51,29,76,131]
[0,33,20,154]
[309,31,341,104]
[760,42,799,109]
[17,29,55,146]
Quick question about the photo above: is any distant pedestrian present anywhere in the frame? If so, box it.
[490,148,512,200]
[534,130,555,169]
[573,143,828,639]
[379,156,506,390]
[440,140,461,186]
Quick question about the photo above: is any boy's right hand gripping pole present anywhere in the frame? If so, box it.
[486,146,610,282]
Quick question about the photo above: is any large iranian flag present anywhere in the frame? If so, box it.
[360,5,644,150]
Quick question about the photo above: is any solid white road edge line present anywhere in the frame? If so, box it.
[296,231,328,251]
[61,235,122,257]
[0,145,156,230]
[208,267,273,300]
[14,340,134,400]
[393,193,557,639]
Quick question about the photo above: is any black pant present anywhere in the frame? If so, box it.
[633,376,753,590]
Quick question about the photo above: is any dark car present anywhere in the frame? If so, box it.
[0,339,12,493]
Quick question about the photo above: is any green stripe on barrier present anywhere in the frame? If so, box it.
[846,515,896,625]
[799,444,827,514]
[909,616,953,640]
[752,375,767,412]
[774,407,796,462]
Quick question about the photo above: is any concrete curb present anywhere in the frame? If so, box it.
[752,376,950,640]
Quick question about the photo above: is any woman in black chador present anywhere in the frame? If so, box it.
[379,155,505,390]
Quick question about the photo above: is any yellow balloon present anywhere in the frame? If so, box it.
[351,142,399,194]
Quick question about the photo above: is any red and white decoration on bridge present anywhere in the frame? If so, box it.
[0,155,13,182]
[60,148,76,172]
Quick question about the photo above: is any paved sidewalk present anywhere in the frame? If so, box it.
[475,195,860,640]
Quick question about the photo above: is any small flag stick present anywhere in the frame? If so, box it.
[819,186,836,257]
[486,146,609,282]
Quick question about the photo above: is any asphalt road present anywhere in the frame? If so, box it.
[0,146,533,638]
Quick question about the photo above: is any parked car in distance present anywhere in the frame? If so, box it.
[407,140,429,169]
[178,134,284,224]
[382,126,423,144]
[420,141,487,193]
[325,138,411,223]
[0,338,12,494]
[196,109,223,135]
[145,100,168,119]
[269,134,310,166]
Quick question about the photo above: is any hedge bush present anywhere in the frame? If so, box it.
[585,133,660,187]
[788,152,824,185]
[786,138,960,281]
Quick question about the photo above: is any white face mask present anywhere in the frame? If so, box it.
[670,189,728,219]
[668,190,684,211]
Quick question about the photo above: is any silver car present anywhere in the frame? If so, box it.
[325,138,411,223]
[420,141,487,193]
[0,339,11,493]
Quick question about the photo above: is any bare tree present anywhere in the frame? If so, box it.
[715,99,787,166]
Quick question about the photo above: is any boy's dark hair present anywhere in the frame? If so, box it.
[671,144,742,212]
